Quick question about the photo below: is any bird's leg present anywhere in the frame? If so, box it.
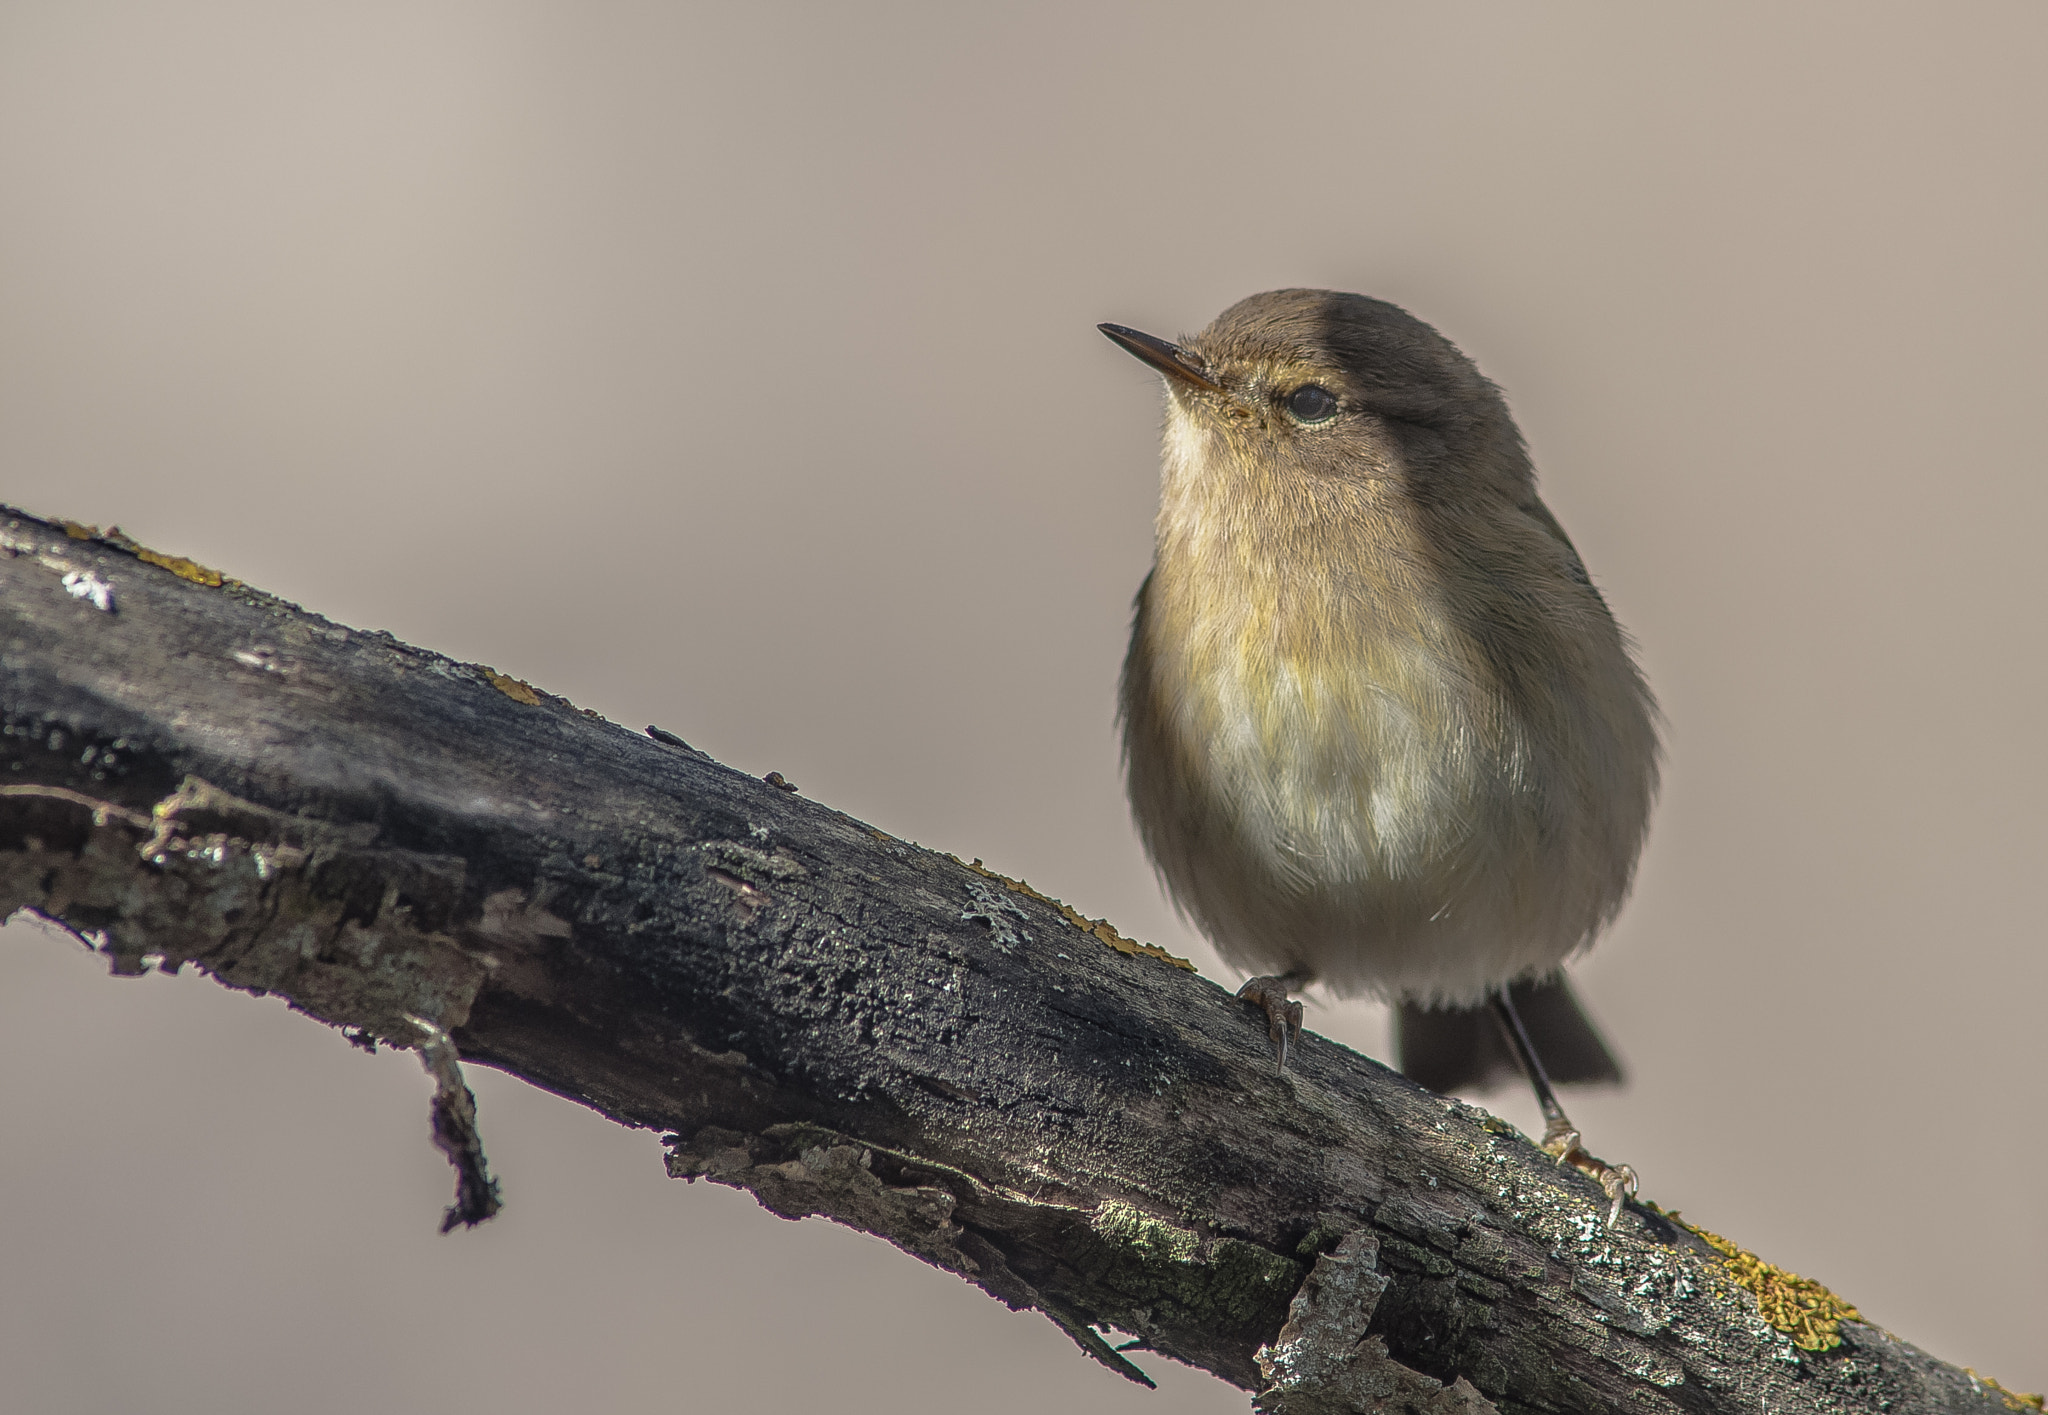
[1490,986,1637,1227]
[1237,972,1306,1073]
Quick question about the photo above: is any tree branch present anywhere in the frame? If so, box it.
[0,508,2030,1415]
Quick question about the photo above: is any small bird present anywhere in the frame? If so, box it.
[1103,290,1659,1221]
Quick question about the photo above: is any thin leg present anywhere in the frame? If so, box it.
[1489,985,1577,1151]
[1237,972,1307,1073]
[1491,985,1638,1227]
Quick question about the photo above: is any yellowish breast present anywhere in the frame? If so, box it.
[1139,539,1515,886]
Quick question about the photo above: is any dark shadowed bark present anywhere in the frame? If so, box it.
[0,508,2031,1415]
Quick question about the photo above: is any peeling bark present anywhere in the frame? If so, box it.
[1255,1231,1499,1415]
[0,507,2031,1414]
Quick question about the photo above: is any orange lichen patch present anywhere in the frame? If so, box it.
[1967,1372,2047,1412]
[484,671,542,706]
[62,522,235,588]
[135,547,226,587]
[956,856,1195,970]
[1648,1203,1860,1352]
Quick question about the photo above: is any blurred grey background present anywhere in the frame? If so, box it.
[2,3,2042,1409]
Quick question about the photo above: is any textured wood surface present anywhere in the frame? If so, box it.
[0,508,2022,1414]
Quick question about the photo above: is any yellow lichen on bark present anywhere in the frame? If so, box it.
[59,522,230,587]
[484,671,542,706]
[1652,1205,1859,1352]
[135,547,226,587]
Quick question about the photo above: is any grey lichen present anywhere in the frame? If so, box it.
[1075,1198,1303,1336]
[1091,1199,1200,1263]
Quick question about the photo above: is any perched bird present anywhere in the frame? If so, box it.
[1103,290,1658,1220]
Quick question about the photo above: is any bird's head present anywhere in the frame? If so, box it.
[1100,289,1532,511]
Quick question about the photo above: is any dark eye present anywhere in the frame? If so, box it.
[1286,384,1339,423]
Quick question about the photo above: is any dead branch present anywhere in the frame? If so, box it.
[0,508,2028,1415]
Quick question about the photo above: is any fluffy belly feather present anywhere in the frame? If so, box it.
[1122,581,1647,1006]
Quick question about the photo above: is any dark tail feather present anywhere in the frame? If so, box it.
[1396,976,1624,1095]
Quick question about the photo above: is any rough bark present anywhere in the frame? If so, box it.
[0,507,2032,1415]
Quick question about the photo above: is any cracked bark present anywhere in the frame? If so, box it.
[0,507,2028,1415]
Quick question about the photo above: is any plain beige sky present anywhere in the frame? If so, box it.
[2,3,2043,1409]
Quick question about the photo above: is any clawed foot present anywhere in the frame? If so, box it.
[1237,975,1305,1073]
[1540,1119,1638,1228]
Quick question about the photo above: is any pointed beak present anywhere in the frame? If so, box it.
[1097,323,1223,392]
